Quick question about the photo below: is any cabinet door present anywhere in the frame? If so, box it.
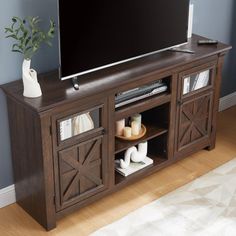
[56,135,108,210]
[180,63,216,99]
[176,92,213,156]
[52,99,110,211]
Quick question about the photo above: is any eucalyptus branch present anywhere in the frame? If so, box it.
[5,16,55,60]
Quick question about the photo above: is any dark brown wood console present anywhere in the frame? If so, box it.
[1,35,231,230]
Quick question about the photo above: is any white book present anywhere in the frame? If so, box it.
[193,70,210,90]
[202,70,210,87]
[60,119,72,141]
[183,77,190,95]
[115,157,154,177]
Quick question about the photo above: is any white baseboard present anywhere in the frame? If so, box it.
[0,185,16,208]
[219,92,236,112]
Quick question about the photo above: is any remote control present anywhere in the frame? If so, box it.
[198,40,218,45]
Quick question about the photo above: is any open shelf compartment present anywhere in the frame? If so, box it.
[115,76,171,120]
[115,103,169,154]
[115,133,168,185]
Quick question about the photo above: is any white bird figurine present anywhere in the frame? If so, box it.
[120,142,148,169]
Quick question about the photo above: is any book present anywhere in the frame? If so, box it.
[183,77,190,95]
[115,157,154,177]
[193,70,210,90]
[60,119,72,141]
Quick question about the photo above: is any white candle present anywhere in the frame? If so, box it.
[131,121,140,136]
[116,119,125,136]
[124,127,132,138]
[131,114,142,130]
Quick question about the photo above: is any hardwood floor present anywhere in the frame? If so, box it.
[0,107,236,236]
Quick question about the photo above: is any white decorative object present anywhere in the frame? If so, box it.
[72,113,94,136]
[116,119,125,136]
[123,127,132,138]
[22,59,42,98]
[131,121,140,136]
[131,142,148,163]
[120,147,136,169]
[120,142,148,169]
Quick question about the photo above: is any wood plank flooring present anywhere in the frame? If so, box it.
[0,107,235,236]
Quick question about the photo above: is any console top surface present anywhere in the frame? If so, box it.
[1,34,231,113]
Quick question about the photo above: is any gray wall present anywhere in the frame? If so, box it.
[0,0,235,189]
[191,0,236,96]
[0,0,59,189]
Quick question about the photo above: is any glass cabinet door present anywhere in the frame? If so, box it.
[183,69,211,95]
[58,106,101,142]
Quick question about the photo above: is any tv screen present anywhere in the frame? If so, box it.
[58,0,190,80]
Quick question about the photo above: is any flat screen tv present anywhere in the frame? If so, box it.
[58,0,190,80]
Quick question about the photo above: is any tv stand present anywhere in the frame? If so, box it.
[0,35,231,230]
[72,76,80,90]
[169,47,195,54]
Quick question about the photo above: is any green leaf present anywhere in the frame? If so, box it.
[24,36,31,47]
[4,27,13,33]
[12,44,24,52]
[5,15,55,58]
[6,34,18,40]
[12,16,23,24]
[45,41,52,47]
[12,49,22,53]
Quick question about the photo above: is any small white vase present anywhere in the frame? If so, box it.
[72,113,95,136]
[22,59,42,98]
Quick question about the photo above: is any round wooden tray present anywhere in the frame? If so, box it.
[116,124,147,141]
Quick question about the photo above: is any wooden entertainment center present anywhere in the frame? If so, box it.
[1,35,231,230]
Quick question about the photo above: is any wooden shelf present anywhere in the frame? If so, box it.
[115,92,171,121]
[115,154,167,185]
[115,123,168,154]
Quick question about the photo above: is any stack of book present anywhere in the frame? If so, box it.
[183,70,210,95]
[115,157,154,177]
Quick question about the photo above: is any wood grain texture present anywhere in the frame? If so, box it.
[56,136,108,211]
[0,107,235,236]
[6,97,56,230]
[0,34,231,230]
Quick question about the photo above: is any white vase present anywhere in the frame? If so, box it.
[22,59,42,98]
[72,113,95,136]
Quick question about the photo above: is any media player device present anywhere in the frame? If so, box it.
[115,81,168,108]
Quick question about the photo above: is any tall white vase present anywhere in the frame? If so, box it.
[22,59,42,98]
